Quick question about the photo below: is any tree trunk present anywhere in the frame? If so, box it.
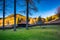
[3,0,5,30]
[14,0,16,31]
[26,0,29,29]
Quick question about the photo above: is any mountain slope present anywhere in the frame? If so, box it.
[0,14,26,27]
[0,14,60,27]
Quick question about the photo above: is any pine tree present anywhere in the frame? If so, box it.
[3,0,5,30]
[17,0,40,29]
[14,0,16,31]
[37,16,42,24]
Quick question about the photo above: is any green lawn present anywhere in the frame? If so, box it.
[0,25,60,40]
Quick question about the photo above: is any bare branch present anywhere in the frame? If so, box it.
[19,10,26,14]
[29,12,32,16]
[0,9,2,10]
[0,0,3,2]
[36,0,40,3]
[29,7,38,12]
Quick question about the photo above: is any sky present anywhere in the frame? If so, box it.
[0,0,60,18]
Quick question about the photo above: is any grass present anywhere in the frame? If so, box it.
[0,25,60,40]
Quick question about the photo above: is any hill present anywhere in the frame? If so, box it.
[0,14,45,27]
[45,14,59,23]
[0,13,60,27]
[0,14,26,27]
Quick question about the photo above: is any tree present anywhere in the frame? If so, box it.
[36,16,43,28]
[6,20,10,27]
[7,0,40,30]
[38,16,41,21]
[0,0,3,27]
[29,19,35,24]
[26,0,40,29]
[46,17,48,22]
[42,18,45,23]
[26,0,39,29]
[14,0,16,31]
[57,7,60,19]
[3,0,5,30]
[3,0,17,31]
[52,16,55,20]
[17,0,40,29]
[0,0,12,30]
[46,16,52,22]
[37,16,43,24]
[48,16,52,21]
[17,18,21,24]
